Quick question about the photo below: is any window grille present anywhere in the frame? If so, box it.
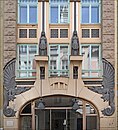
[19,29,27,38]
[91,29,99,38]
[40,67,45,79]
[60,29,68,38]
[73,66,78,79]
[82,29,90,38]
[29,29,37,38]
[50,29,58,38]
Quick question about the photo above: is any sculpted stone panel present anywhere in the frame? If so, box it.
[4,43,16,51]
[4,0,16,13]
[4,36,16,43]
[4,21,16,28]
[4,13,16,21]
[4,28,16,36]
[102,35,114,44]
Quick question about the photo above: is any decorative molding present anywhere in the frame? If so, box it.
[3,58,31,117]
[89,58,115,116]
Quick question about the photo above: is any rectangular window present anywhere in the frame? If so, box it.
[91,29,99,38]
[20,6,27,23]
[50,29,58,38]
[60,29,68,38]
[18,0,38,24]
[50,0,69,24]
[82,29,90,38]
[29,29,37,38]
[81,44,101,77]
[19,29,27,38]
[49,44,69,77]
[17,44,38,78]
[82,7,89,23]
[81,0,100,24]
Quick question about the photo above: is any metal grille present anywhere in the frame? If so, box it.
[60,29,68,38]
[19,29,27,38]
[91,29,99,38]
[29,29,37,38]
[82,29,90,38]
[50,29,58,38]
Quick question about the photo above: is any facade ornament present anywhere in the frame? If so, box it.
[89,58,115,116]
[3,58,31,117]
[39,31,47,56]
[71,31,79,56]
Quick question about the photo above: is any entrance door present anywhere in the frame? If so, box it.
[51,109,66,130]
[35,109,82,130]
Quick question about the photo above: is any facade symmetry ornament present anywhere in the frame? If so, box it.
[89,58,115,116]
[39,31,47,56]
[71,31,79,56]
[3,58,30,117]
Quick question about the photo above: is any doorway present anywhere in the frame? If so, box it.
[35,108,83,130]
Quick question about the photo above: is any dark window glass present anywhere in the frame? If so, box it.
[60,29,68,38]
[19,29,27,38]
[29,29,37,38]
[91,29,99,38]
[82,29,90,38]
[50,29,58,38]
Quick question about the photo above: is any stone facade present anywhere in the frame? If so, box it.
[102,0,115,66]
[3,0,17,65]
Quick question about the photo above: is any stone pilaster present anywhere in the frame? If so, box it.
[4,0,17,65]
[102,0,115,66]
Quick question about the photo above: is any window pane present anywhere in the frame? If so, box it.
[51,6,58,23]
[29,6,37,23]
[20,6,27,23]
[91,6,99,23]
[91,46,99,70]
[81,46,89,70]
[19,29,27,38]
[60,5,68,23]
[82,7,89,23]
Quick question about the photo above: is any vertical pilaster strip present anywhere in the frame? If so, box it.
[102,0,115,66]
[0,0,4,129]
[4,0,17,65]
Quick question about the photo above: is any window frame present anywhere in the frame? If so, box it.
[49,0,70,24]
[17,44,38,79]
[81,0,101,24]
[49,44,70,77]
[80,44,102,78]
[18,0,38,24]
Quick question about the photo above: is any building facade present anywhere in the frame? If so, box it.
[1,0,117,130]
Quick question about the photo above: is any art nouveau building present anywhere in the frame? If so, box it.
[1,0,117,130]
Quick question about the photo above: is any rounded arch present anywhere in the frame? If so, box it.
[19,95,100,130]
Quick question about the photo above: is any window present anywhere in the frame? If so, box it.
[82,29,99,38]
[50,29,68,38]
[19,29,37,38]
[17,44,38,78]
[50,0,69,24]
[18,0,38,24]
[49,44,69,76]
[81,44,101,77]
[81,0,100,24]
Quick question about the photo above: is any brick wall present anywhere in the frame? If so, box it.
[3,0,17,66]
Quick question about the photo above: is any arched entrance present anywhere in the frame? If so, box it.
[19,96,99,130]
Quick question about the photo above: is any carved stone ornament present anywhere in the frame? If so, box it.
[3,58,30,117]
[89,58,115,116]
[71,31,79,56]
[39,31,47,56]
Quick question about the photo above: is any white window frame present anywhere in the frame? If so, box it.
[18,0,38,24]
[49,0,70,24]
[81,0,101,24]
[80,44,102,78]
[17,44,38,78]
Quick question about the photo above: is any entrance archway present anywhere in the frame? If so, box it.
[19,96,99,130]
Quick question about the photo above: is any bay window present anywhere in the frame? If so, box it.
[81,0,101,24]
[50,0,69,24]
[18,0,38,24]
[81,44,101,78]
[17,44,38,78]
[49,44,69,77]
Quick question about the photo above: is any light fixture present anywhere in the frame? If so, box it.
[37,99,45,109]
[72,98,80,111]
